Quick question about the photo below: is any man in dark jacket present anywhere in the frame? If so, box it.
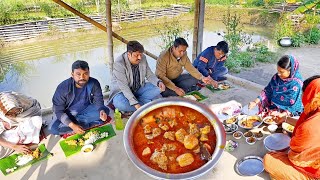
[48,60,110,135]
[193,41,229,81]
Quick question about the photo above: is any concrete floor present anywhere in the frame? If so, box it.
[2,46,319,180]
[0,81,272,180]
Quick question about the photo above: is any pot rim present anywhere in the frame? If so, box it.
[123,97,226,180]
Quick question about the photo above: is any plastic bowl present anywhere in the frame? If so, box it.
[233,131,243,139]
[81,144,94,153]
[253,132,264,140]
[246,137,256,145]
[224,124,239,134]
[243,131,254,138]
[282,122,294,133]
[268,124,278,133]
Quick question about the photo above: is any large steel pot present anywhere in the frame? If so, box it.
[123,97,226,180]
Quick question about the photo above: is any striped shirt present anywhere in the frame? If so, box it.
[131,64,141,92]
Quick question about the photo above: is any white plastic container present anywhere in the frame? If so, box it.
[268,124,278,133]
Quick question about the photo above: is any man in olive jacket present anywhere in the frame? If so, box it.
[156,37,214,97]
[109,41,165,112]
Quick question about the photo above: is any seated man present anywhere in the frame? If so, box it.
[193,41,229,81]
[49,60,110,135]
[156,37,213,97]
[0,92,42,159]
[109,41,165,112]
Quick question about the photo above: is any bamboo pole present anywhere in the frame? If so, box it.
[52,0,158,60]
[192,0,199,60]
[106,0,114,72]
[192,0,205,61]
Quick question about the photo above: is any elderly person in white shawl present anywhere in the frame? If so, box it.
[0,92,42,159]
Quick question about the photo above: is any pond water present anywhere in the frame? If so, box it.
[0,20,273,108]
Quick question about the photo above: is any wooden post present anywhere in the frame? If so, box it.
[52,0,158,60]
[106,0,114,74]
[192,0,205,61]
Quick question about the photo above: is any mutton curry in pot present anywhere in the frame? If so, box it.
[133,106,216,173]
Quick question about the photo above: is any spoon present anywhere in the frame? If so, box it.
[223,121,231,132]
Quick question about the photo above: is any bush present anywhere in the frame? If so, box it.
[274,14,294,41]
[238,51,255,67]
[248,43,275,62]
[225,50,256,72]
[304,27,320,44]
[291,32,305,47]
[0,2,15,25]
[225,52,242,73]
[155,19,189,49]
[40,2,54,17]
[222,9,252,52]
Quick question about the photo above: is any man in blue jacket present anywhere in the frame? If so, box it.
[49,60,110,135]
[193,41,229,81]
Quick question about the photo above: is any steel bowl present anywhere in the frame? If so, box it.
[123,97,226,180]
[238,115,263,130]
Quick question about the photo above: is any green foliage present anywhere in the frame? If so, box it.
[222,8,252,52]
[0,62,29,82]
[273,14,294,41]
[225,51,242,73]
[39,2,54,17]
[206,0,235,5]
[238,51,255,67]
[155,19,189,49]
[0,1,15,25]
[250,43,275,62]
[291,32,305,47]
[304,27,320,44]
[244,0,265,7]
[225,43,275,73]
[305,14,320,25]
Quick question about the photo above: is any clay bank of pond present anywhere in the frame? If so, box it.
[0,20,274,108]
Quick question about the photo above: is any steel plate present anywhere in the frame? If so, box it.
[263,133,291,152]
[235,156,264,176]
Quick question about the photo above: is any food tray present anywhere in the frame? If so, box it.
[237,115,263,130]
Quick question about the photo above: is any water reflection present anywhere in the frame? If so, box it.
[0,62,34,91]
[0,21,273,108]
